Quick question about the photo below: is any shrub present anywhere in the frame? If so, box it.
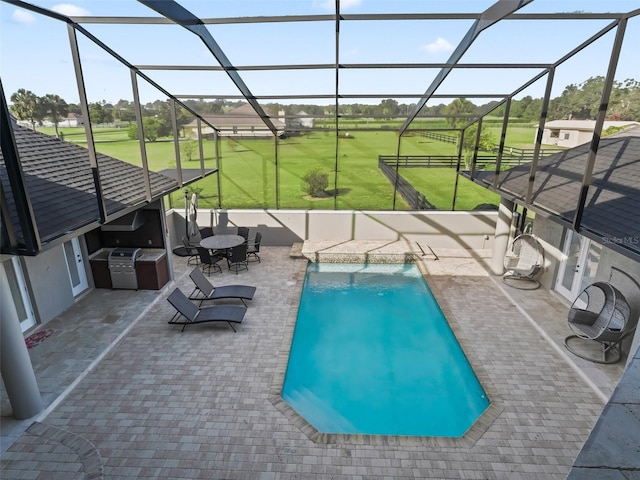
[302,169,329,197]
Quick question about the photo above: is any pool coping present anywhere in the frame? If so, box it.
[269,256,504,447]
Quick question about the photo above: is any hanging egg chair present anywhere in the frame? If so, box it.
[503,234,544,290]
[564,281,632,364]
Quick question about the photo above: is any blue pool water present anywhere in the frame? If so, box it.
[281,263,490,437]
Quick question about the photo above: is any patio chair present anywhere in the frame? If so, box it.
[237,226,250,244]
[167,288,246,332]
[199,227,214,239]
[181,236,200,265]
[503,233,544,289]
[564,281,633,364]
[196,246,224,276]
[227,242,249,274]
[188,267,256,306]
[247,231,262,263]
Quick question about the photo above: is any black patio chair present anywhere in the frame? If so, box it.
[247,231,262,263]
[237,226,250,244]
[182,236,200,265]
[196,246,224,276]
[199,227,214,239]
[227,242,249,274]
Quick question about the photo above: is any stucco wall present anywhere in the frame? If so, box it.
[532,216,640,360]
[22,245,74,324]
[531,217,565,290]
[170,209,499,250]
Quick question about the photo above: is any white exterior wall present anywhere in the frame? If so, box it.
[542,129,593,148]
[533,216,640,360]
[171,209,498,250]
[22,245,76,324]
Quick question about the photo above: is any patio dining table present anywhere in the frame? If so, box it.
[199,234,245,251]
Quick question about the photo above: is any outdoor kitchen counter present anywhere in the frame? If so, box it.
[89,248,169,290]
[135,249,169,290]
[137,248,166,262]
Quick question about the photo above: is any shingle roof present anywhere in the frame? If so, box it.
[1,124,179,245]
[186,103,286,130]
[475,126,640,257]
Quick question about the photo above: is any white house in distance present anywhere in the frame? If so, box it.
[185,103,285,139]
[540,119,640,148]
[15,113,84,128]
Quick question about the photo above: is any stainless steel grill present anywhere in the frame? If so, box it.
[108,248,141,290]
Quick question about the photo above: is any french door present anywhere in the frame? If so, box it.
[555,230,601,303]
[63,237,88,296]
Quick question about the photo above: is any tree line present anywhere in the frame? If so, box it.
[9,76,639,140]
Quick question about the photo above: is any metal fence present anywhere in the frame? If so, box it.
[378,159,435,210]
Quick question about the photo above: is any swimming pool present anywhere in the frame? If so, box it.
[281,263,490,437]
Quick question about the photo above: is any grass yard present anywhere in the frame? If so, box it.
[399,168,501,211]
[37,124,507,211]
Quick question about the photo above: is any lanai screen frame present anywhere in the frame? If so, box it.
[1,0,638,256]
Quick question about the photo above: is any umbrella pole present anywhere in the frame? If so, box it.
[184,190,189,241]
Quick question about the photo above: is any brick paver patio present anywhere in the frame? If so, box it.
[0,246,613,479]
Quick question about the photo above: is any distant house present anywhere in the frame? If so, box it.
[59,113,83,127]
[15,113,84,128]
[278,110,314,132]
[186,104,285,139]
[540,119,640,148]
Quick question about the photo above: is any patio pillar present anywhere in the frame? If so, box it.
[0,270,43,419]
[490,197,515,275]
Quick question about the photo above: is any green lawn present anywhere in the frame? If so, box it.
[37,125,504,211]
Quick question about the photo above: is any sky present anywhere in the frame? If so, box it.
[1,0,639,107]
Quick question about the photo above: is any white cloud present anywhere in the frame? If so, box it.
[11,9,36,24]
[421,37,454,54]
[51,4,91,16]
[315,0,362,11]
[341,0,362,9]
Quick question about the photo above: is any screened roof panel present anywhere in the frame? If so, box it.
[179,0,329,18]
[338,69,444,97]
[136,70,251,99]
[215,70,337,97]
[339,20,474,64]
[205,21,335,65]
[458,19,619,64]
[80,24,214,65]
[1,0,637,111]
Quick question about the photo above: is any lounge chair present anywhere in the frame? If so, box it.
[188,267,256,306]
[167,288,246,332]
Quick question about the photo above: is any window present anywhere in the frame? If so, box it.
[550,130,559,138]
[563,133,570,140]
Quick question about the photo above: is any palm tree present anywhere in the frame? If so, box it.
[39,94,69,139]
[9,89,39,129]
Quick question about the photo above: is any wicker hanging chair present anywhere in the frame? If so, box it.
[503,234,544,289]
[564,282,632,364]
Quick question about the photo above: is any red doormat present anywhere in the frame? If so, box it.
[25,329,54,349]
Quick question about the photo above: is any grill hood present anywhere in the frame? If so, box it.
[101,210,145,232]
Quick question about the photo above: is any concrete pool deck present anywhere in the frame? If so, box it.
[0,243,626,479]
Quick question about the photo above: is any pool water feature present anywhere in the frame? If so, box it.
[282,263,490,437]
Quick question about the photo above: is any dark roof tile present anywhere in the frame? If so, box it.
[478,127,640,256]
[1,125,178,245]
